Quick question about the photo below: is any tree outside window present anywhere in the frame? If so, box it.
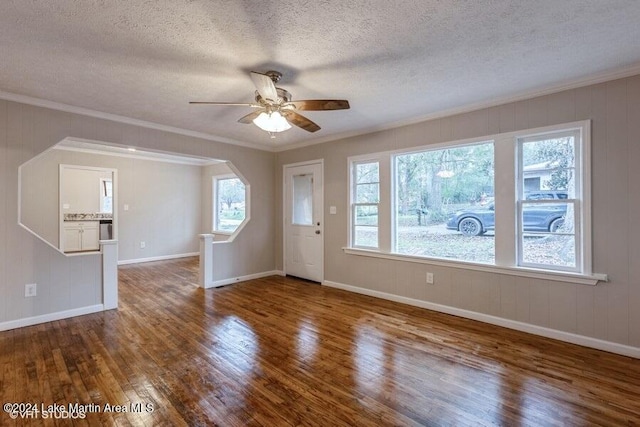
[395,142,495,263]
[214,177,246,233]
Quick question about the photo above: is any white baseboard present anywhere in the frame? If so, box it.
[208,270,284,288]
[0,304,105,332]
[323,280,640,359]
[118,252,199,265]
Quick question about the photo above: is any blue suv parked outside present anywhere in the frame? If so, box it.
[446,191,568,236]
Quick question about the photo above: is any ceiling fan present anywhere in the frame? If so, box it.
[190,70,350,137]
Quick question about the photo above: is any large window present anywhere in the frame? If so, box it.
[213,176,246,233]
[395,142,494,263]
[348,121,592,278]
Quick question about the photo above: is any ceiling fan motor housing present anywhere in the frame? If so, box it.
[255,87,292,106]
[265,70,282,83]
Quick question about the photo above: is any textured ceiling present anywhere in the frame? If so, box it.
[2,1,640,151]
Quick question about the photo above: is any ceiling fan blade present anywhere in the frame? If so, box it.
[250,71,279,103]
[189,101,259,107]
[286,99,350,111]
[237,110,264,124]
[282,111,321,133]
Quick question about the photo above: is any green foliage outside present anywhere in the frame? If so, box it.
[396,142,494,225]
[217,177,245,232]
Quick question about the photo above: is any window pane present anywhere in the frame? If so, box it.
[355,162,379,203]
[355,183,379,203]
[216,178,246,232]
[521,234,576,267]
[356,162,379,184]
[355,205,378,226]
[101,180,113,213]
[521,135,575,196]
[395,142,495,263]
[354,226,378,247]
[293,174,313,225]
[520,201,576,268]
[354,205,378,247]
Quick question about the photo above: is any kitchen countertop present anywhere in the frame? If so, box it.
[64,213,113,221]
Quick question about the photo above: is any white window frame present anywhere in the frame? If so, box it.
[350,158,382,249]
[346,120,605,285]
[515,128,588,274]
[391,140,495,262]
[212,174,246,235]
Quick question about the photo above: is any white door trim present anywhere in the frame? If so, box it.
[283,159,324,282]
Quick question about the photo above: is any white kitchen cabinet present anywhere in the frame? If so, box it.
[63,221,99,252]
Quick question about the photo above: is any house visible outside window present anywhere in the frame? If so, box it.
[348,120,592,278]
[351,161,380,248]
[213,176,246,233]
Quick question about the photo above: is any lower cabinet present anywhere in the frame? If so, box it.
[63,221,99,252]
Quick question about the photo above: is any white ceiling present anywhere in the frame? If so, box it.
[2,1,640,151]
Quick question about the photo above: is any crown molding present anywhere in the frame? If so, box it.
[55,137,223,166]
[273,64,640,152]
[0,90,275,152]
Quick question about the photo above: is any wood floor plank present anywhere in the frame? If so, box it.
[1,256,640,426]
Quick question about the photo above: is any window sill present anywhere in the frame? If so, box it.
[212,231,233,236]
[342,247,607,286]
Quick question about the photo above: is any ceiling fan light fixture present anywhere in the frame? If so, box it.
[252,111,291,133]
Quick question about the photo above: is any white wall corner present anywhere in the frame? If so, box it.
[199,234,214,288]
[101,240,118,310]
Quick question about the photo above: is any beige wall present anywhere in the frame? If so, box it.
[0,100,275,325]
[60,166,111,214]
[22,148,203,261]
[276,74,640,350]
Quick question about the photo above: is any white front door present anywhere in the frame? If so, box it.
[284,161,323,283]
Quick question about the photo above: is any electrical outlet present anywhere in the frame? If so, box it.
[426,272,434,284]
[25,283,37,297]
[140,241,146,249]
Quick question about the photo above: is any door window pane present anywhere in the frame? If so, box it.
[293,174,313,225]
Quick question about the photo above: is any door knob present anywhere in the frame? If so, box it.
[315,230,321,235]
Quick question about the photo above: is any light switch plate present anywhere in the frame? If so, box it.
[330,206,337,214]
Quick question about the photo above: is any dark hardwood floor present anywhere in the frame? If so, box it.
[1,257,639,426]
